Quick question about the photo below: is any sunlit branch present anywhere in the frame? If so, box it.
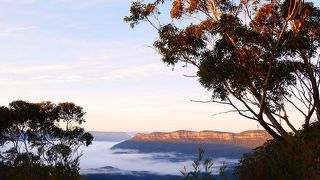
[183,74,198,78]
[190,99,231,105]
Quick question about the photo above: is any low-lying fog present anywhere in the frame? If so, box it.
[79,141,239,175]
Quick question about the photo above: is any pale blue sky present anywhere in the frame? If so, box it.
[0,0,312,132]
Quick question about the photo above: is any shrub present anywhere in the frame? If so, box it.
[234,122,320,180]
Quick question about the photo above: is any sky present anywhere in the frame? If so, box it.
[0,0,315,132]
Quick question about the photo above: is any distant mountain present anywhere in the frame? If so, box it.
[131,130,272,148]
[90,131,131,142]
[112,130,272,158]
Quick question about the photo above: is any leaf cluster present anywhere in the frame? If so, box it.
[0,100,93,179]
[125,0,320,141]
[124,0,319,103]
[180,148,215,180]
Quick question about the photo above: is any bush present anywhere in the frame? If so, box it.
[234,122,320,180]
[180,148,214,180]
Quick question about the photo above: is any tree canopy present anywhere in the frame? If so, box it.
[125,0,320,143]
[0,100,93,179]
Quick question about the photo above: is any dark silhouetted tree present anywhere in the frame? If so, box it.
[0,100,93,179]
[124,0,320,143]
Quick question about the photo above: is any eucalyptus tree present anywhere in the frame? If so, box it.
[0,100,93,179]
[124,0,320,143]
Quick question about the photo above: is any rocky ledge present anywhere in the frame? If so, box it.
[131,130,272,148]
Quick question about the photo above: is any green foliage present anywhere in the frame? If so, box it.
[0,100,93,179]
[180,148,230,180]
[180,148,214,180]
[219,164,227,180]
[125,0,320,142]
[234,121,320,180]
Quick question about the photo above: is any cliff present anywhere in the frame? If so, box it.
[131,130,272,148]
[112,130,272,158]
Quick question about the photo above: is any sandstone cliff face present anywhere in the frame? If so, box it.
[131,130,272,148]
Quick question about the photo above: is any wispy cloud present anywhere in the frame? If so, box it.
[0,63,82,85]
[0,25,37,37]
[56,0,131,8]
[0,64,68,74]
[102,64,163,81]
[0,0,36,3]
[0,61,166,85]
[0,0,130,8]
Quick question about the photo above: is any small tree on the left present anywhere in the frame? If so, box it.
[0,100,93,180]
